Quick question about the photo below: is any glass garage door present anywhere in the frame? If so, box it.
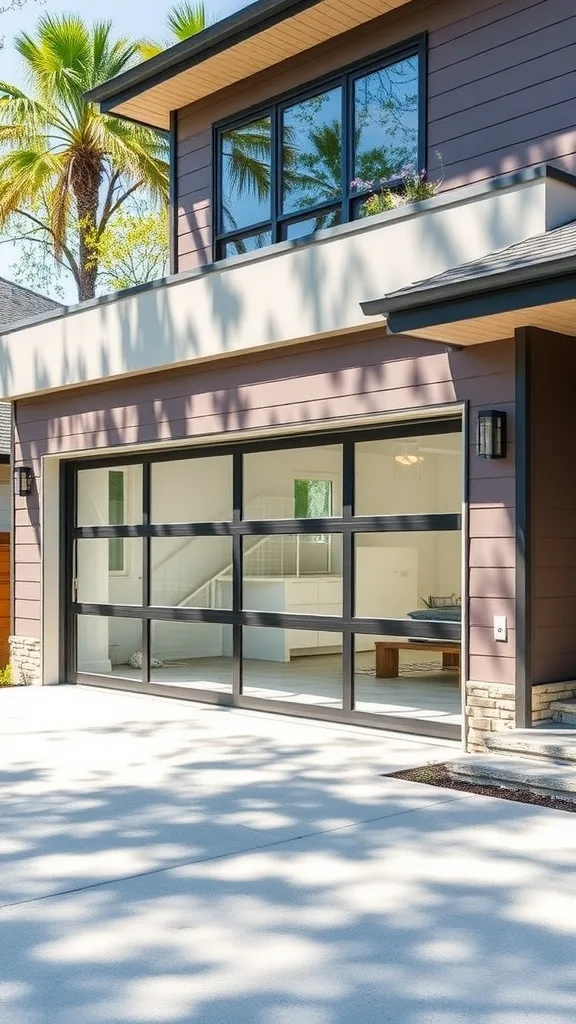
[68,418,463,739]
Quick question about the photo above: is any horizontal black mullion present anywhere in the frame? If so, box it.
[351,617,461,641]
[74,603,237,625]
[352,514,462,533]
[239,612,460,637]
[216,220,272,243]
[75,514,461,540]
[75,523,235,539]
[277,199,342,225]
[74,604,460,641]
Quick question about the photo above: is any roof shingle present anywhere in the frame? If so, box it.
[380,219,576,304]
[0,278,62,457]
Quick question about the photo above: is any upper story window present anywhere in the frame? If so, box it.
[216,41,424,259]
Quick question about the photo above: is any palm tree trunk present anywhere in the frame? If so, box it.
[72,155,103,302]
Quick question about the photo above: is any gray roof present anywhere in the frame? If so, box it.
[362,219,576,318]
[0,276,61,329]
[0,278,61,457]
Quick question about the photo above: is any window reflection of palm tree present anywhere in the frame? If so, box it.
[222,92,417,248]
[221,118,272,242]
[283,120,416,230]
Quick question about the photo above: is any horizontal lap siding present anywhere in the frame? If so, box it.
[531,330,576,684]
[176,0,574,269]
[14,335,516,695]
[465,339,516,686]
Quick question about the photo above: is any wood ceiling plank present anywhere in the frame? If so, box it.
[406,301,576,345]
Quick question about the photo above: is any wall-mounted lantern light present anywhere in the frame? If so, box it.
[14,466,33,497]
[477,410,507,459]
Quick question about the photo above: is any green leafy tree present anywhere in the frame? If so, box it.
[87,199,169,291]
[0,14,169,301]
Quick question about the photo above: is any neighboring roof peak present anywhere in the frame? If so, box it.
[0,276,61,330]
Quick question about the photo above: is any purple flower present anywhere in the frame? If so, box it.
[350,177,373,192]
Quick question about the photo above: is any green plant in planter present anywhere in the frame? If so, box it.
[0,664,13,687]
[353,155,443,218]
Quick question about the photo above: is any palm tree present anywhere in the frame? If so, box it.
[166,2,210,41]
[140,2,210,59]
[0,15,169,301]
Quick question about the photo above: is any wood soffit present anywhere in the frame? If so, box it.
[398,300,576,346]
[106,0,411,129]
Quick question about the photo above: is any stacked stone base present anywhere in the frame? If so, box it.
[466,681,515,752]
[532,681,576,724]
[9,636,41,685]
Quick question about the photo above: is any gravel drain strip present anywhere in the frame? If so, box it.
[386,762,576,813]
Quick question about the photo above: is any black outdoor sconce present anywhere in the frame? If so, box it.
[477,410,507,459]
[14,466,33,497]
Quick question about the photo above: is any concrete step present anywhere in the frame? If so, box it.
[551,699,576,725]
[486,728,576,763]
[448,753,576,800]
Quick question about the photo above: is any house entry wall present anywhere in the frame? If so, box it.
[12,330,517,749]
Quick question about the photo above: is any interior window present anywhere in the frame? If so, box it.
[294,478,332,518]
[108,470,124,572]
[294,477,332,545]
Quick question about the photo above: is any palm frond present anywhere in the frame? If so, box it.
[0,149,60,226]
[166,2,208,41]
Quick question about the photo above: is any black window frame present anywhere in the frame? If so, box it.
[214,33,427,260]
[65,412,463,741]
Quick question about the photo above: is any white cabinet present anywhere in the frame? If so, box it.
[219,575,343,662]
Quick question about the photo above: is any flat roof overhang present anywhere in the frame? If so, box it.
[86,0,412,129]
[362,260,576,345]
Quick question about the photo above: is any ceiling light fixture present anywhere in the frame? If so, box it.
[395,453,425,467]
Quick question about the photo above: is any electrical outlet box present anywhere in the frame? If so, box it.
[494,616,508,642]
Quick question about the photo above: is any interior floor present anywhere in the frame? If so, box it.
[103,649,461,725]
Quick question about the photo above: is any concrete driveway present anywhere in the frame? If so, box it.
[1,685,576,1024]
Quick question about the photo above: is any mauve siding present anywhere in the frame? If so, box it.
[13,334,516,689]
[175,0,576,270]
[531,329,576,684]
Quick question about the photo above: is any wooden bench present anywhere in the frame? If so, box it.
[375,641,460,679]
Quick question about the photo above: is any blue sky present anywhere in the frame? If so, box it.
[0,0,248,296]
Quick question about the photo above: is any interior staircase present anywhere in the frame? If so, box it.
[448,698,576,801]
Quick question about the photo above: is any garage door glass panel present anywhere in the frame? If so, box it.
[243,446,342,519]
[242,626,342,706]
[151,455,233,523]
[355,432,462,515]
[77,465,142,526]
[151,537,233,609]
[76,538,143,606]
[354,532,462,620]
[242,535,342,611]
[353,633,461,724]
[77,615,142,679]
[150,621,233,692]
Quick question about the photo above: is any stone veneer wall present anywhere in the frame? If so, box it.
[10,636,41,685]
[532,681,576,724]
[465,681,516,752]
[466,680,576,747]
